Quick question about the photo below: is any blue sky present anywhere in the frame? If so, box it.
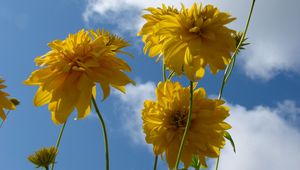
[0,0,300,170]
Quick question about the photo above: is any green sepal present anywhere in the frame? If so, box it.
[224,131,236,153]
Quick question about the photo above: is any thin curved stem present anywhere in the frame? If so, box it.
[51,121,67,170]
[216,1,256,170]
[153,155,158,170]
[224,0,256,85]
[215,155,220,170]
[218,64,230,100]
[91,96,109,170]
[163,62,167,82]
[175,81,194,169]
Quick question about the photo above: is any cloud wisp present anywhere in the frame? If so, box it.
[112,81,156,149]
[112,82,300,170]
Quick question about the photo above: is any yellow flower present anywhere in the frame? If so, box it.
[142,81,231,168]
[25,29,134,124]
[0,78,16,121]
[28,146,58,169]
[139,3,236,81]
[138,4,179,59]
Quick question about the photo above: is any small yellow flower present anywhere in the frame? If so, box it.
[25,29,134,124]
[142,81,231,168]
[0,78,16,121]
[28,146,58,169]
[139,3,236,81]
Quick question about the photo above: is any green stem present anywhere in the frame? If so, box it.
[0,110,10,128]
[153,155,158,170]
[163,62,167,82]
[218,65,230,100]
[45,166,49,170]
[51,121,67,170]
[224,0,256,85]
[216,1,256,170]
[175,81,194,169]
[215,156,220,170]
[91,96,109,170]
[167,71,175,80]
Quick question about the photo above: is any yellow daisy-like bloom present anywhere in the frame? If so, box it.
[139,3,236,81]
[0,78,16,121]
[25,29,134,124]
[28,146,58,169]
[138,4,179,59]
[142,81,231,168]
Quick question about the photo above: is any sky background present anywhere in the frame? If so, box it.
[0,0,299,170]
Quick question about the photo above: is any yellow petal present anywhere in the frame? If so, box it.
[34,87,51,106]
[165,140,179,169]
[99,81,110,101]
[50,99,75,124]
[111,85,126,94]
[0,109,6,121]
[76,86,95,119]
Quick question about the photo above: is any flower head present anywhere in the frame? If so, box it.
[142,81,231,168]
[138,4,179,59]
[25,29,134,124]
[233,31,249,54]
[28,146,58,169]
[0,78,16,121]
[139,3,236,81]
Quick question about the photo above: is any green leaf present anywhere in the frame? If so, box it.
[190,155,200,169]
[233,31,250,54]
[224,131,236,153]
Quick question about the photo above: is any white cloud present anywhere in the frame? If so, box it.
[238,0,300,81]
[112,81,156,148]
[240,40,300,80]
[112,82,300,170]
[216,103,300,170]
[275,100,300,127]
[83,0,300,81]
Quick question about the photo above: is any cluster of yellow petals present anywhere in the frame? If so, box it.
[25,29,134,124]
[28,146,58,169]
[138,4,179,59]
[139,3,236,81]
[142,81,231,168]
[0,78,16,121]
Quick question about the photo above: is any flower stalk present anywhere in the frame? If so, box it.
[51,122,67,170]
[218,0,256,100]
[163,62,167,82]
[91,96,109,170]
[216,1,256,170]
[175,81,194,169]
[153,155,158,170]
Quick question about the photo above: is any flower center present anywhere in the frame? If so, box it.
[170,111,188,128]
[68,58,85,72]
[189,26,201,33]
